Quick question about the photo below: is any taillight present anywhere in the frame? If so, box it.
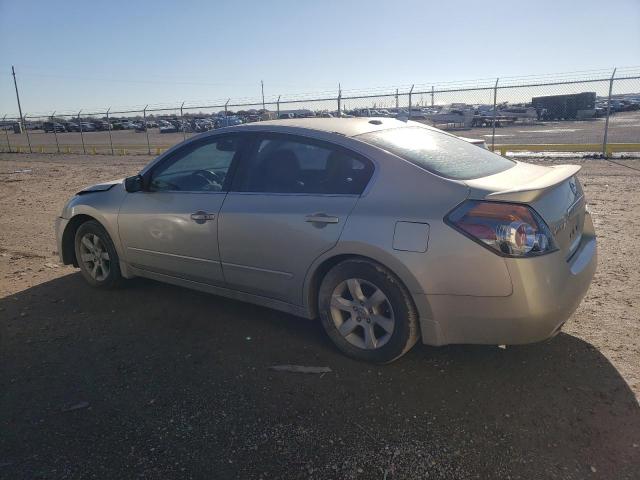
[446,200,556,257]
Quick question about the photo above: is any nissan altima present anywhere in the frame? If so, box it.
[55,118,596,363]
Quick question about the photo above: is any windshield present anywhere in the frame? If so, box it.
[356,127,515,180]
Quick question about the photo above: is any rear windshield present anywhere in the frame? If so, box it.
[356,127,515,180]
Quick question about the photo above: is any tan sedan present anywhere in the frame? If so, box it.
[55,118,596,362]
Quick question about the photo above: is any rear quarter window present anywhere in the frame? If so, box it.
[356,126,515,180]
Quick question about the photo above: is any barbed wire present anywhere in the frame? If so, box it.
[3,66,640,119]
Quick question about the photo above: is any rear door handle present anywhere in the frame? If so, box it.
[190,211,216,223]
[305,213,339,224]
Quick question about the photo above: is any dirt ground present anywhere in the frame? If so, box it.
[1,153,639,479]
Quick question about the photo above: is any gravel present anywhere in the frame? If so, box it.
[0,153,639,479]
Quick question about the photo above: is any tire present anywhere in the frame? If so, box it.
[74,220,122,288]
[318,258,419,363]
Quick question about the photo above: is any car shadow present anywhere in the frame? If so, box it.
[1,273,639,479]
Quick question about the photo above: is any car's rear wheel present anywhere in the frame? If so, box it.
[74,220,122,288]
[318,258,419,363]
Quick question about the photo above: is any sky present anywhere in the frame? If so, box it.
[1,0,639,116]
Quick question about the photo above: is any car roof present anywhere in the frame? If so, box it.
[226,117,436,138]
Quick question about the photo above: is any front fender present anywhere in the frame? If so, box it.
[59,183,129,269]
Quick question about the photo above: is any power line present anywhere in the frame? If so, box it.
[3,65,640,118]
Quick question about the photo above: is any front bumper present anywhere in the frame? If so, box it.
[55,216,69,264]
[418,212,597,346]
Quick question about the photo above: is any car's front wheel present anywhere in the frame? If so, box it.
[318,258,419,363]
[74,220,122,288]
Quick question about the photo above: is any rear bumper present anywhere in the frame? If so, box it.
[418,212,597,346]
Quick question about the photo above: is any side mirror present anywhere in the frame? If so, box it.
[124,174,143,193]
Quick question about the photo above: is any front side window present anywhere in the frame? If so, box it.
[234,136,373,194]
[356,126,515,180]
[150,136,242,192]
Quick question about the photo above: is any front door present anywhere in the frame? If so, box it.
[218,133,374,304]
[118,135,246,285]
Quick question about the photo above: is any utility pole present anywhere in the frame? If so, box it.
[261,80,265,111]
[11,66,24,127]
[408,85,414,120]
[602,67,617,158]
[491,77,499,152]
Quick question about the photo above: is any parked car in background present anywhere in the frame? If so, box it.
[214,116,243,128]
[43,122,66,133]
[92,121,110,131]
[65,122,80,132]
[55,118,596,363]
[458,136,487,149]
[112,120,135,130]
[159,122,178,134]
[80,122,96,132]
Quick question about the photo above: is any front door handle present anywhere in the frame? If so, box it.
[305,213,339,224]
[190,211,216,224]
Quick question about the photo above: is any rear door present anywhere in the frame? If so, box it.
[117,134,247,285]
[218,133,374,304]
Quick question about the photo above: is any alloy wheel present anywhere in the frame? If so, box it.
[78,233,111,281]
[329,278,395,349]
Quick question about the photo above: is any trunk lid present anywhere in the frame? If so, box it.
[465,162,586,259]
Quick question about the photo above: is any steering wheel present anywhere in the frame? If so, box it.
[192,169,223,188]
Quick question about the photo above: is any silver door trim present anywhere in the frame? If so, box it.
[143,190,228,195]
[227,191,360,198]
[128,246,221,264]
[221,261,294,279]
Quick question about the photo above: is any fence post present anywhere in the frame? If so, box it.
[78,110,86,154]
[23,114,32,153]
[337,83,342,117]
[408,84,414,119]
[143,105,150,155]
[225,99,229,118]
[491,77,499,153]
[431,85,434,107]
[395,89,399,110]
[277,95,280,119]
[2,115,11,153]
[602,67,617,158]
[51,111,60,153]
[106,108,114,156]
[180,101,186,141]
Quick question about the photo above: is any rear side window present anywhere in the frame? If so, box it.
[234,136,373,194]
[356,127,515,180]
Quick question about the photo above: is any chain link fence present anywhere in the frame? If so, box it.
[2,68,639,157]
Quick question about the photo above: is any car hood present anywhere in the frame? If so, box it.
[77,179,124,194]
